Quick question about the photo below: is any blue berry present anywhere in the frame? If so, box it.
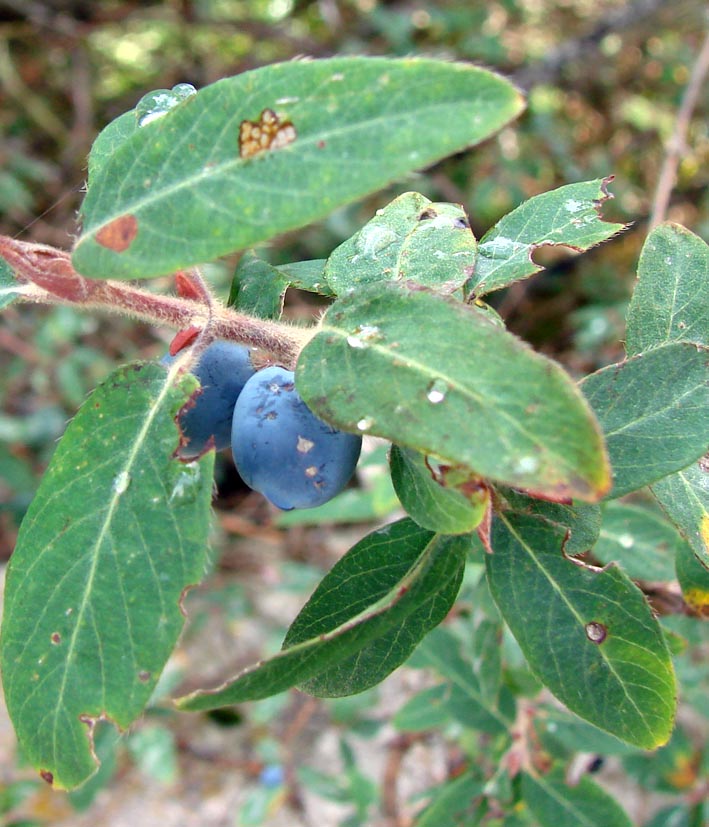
[259,763,284,788]
[164,341,255,458]
[231,366,361,510]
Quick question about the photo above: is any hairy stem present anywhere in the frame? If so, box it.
[0,236,314,368]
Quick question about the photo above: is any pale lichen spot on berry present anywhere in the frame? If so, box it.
[297,436,315,453]
[95,214,138,252]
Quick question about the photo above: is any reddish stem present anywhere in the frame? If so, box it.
[0,235,313,368]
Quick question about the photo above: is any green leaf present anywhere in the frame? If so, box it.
[485,512,676,749]
[495,487,601,556]
[415,772,485,827]
[392,684,451,732]
[228,254,333,319]
[466,178,625,297]
[88,85,198,186]
[228,251,289,319]
[408,627,513,734]
[580,343,709,499]
[283,522,467,697]
[276,258,331,294]
[87,110,138,185]
[625,223,709,355]
[593,502,682,582]
[176,519,465,710]
[651,458,709,568]
[521,767,633,827]
[0,256,24,309]
[535,707,640,757]
[471,617,503,705]
[296,282,610,501]
[389,445,488,534]
[0,362,214,790]
[323,191,477,295]
[73,57,524,280]
[675,534,709,616]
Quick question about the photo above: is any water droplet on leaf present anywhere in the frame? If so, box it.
[113,470,131,494]
[357,417,374,431]
[426,379,448,404]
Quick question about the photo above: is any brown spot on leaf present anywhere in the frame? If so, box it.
[418,207,438,220]
[138,670,151,682]
[50,632,61,645]
[40,770,54,785]
[238,108,296,159]
[585,621,607,643]
[95,214,138,252]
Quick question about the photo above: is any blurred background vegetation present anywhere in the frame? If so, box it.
[0,1,707,825]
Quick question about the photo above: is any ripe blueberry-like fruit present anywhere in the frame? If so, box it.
[164,341,255,458]
[231,366,362,510]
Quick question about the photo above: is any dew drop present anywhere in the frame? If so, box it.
[514,455,539,474]
[357,417,374,431]
[113,470,131,494]
[136,83,196,127]
[426,379,448,404]
[618,533,634,549]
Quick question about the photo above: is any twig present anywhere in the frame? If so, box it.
[649,28,709,229]
[0,235,315,368]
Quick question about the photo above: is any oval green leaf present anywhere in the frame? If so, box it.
[0,362,214,790]
[486,513,676,749]
[73,57,524,280]
[296,282,610,501]
[389,445,489,534]
[467,178,626,297]
[626,223,709,355]
[522,767,633,827]
[283,520,467,696]
[176,519,465,710]
[324,191,477,295]
[652,457,709,568]
[581,342,709,498]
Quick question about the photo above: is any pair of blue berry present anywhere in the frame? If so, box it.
[165,342,361,510]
